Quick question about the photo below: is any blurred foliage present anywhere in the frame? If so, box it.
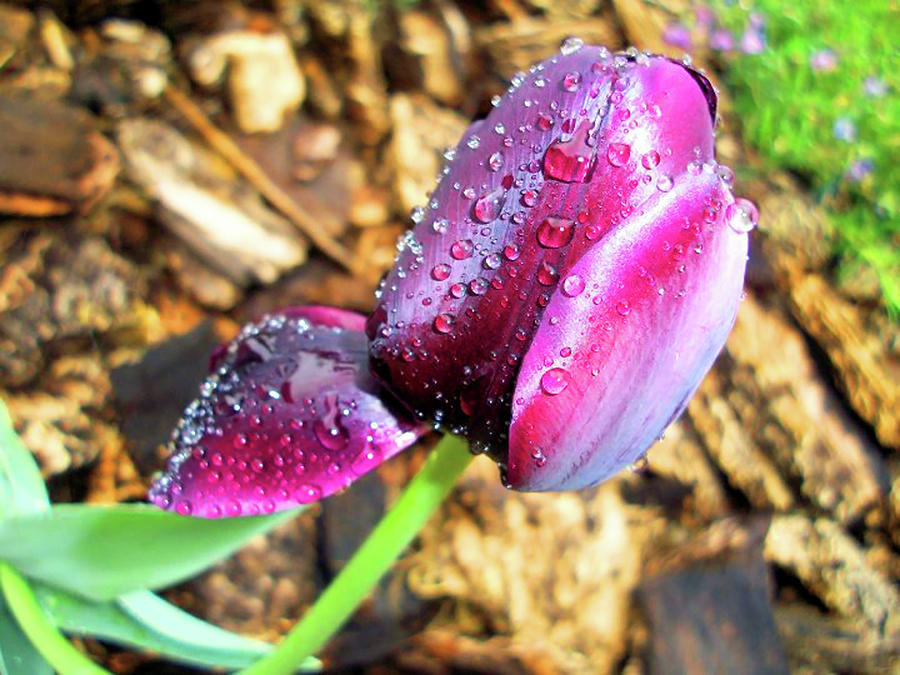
[711,0,899,315]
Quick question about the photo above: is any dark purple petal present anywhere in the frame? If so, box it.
[150,307,426,518]
[507,170,747,490]
[368,47,719,457]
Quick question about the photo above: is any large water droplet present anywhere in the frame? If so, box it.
[537,261,560,286]
[537,217,576,248]
[561,274,586,297]
[314,418,350,451]
[656,175,674,192]
[726,198,759,233]
[488,151,504,172]
[473,188,506,223]
[450,239,474,259]
[433,313,456,333]
[540,368,569,395]
[607,143,631,167]
[543,122,596,183]
[560,37,584,55]
[562,71,582,92]
[432,263,451,280]
[641,150,661,169]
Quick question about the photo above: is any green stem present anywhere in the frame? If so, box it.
[0,562,109,675]
[240,435,474,675]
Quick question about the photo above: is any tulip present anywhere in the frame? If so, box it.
[150,44,752,516]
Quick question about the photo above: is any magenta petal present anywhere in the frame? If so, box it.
[507,170,748,490]
[368,48,720,455]
[149,307,426,518]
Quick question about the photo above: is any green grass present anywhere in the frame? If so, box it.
[711,0,899,315]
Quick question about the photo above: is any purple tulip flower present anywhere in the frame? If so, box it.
[150,46,751,516]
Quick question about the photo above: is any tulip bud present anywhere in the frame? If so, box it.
[367,45,750,489]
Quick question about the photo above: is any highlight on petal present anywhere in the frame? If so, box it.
[150,307,425,518]
[507,170,748,491]
[368,45,723,458]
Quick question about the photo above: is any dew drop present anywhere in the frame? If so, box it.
[656,175,674,192]
[537,261,560,286]
[473,187,506,223]
[641,150,661,169]
[314,419,350,451]
[726,198,759,233]
[432,263,451,280]
[450,239,474,259]
[432,218,449,234]
[616,300,631,316]
[468,277,489,295]
[503,243,520,260]
[488,151,504,172]
[560,37,584,55]
[537,113,554,131]
[537,217,576,248]
[483,253,502,269]
[562,71,582,92]
[540,368,569,395]
[175,500,193,516]
[543,122,596,183]
[433,313,456,334]
[607,143,631,167]
[520,189,539,207]
[561,274,586,297]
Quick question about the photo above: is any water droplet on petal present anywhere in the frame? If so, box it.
[607,143,631,167]
[540,368,569,395]
[488,151,504,172]
[537,261,560,286]
[314,418,350,451]
[537,113,554,131]
[543,122,596,183]
[616,300,631,316]
[503,244,520,260]
[468,277,489,295]
[432,218,449,234]
[560,37,584,55]
[450,239,474,260]
[473,187,506,223]
[726,198,759,233]
[483,253,502,269]
[641,150,661,169]
[537,217,576,248]
[433,313,456,333]
[432,263,451,280]
[561,274,586,297]
[656,175,674,192]
[562,71,582,92]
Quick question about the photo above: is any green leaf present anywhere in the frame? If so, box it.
[0,504,299,601]
[0,400,49,517]
[33,585,320,671]
[0,593,53,675]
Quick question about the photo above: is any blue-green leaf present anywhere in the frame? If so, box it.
[0,592,53,675]
[0,504,300,601]
[33,585,319,671]
[0,400,49,518]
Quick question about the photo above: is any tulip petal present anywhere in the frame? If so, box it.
[369,47,721,456]
[149,308,425,518]
[507,170,747,490]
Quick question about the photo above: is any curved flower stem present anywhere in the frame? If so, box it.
[0,562,109,675]
[240,435,474,675]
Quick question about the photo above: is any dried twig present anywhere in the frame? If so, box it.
[164,85,362,275]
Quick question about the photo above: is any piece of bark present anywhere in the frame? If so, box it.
[0,232,157,387]
[161,240,243,311]
[184,25,304,134]
[638,545,789,675]
[645,420,731,520]
[775,603,900,673]
[765,514,900,639]
[111,321,221,476]
[787,274,900,450]
[407,458,640,674]
[706,294,887,524]
[0,95,119,215]
[117,118,307,285]
[474,16,621,82]
[389,93,468,215]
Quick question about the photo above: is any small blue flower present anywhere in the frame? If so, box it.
[833,117,857,142]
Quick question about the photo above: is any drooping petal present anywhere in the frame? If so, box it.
[150,307,426,518]
[507,170,747,490]
[368,46,720,456]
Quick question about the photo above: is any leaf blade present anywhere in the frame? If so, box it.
[0,504,300,601]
